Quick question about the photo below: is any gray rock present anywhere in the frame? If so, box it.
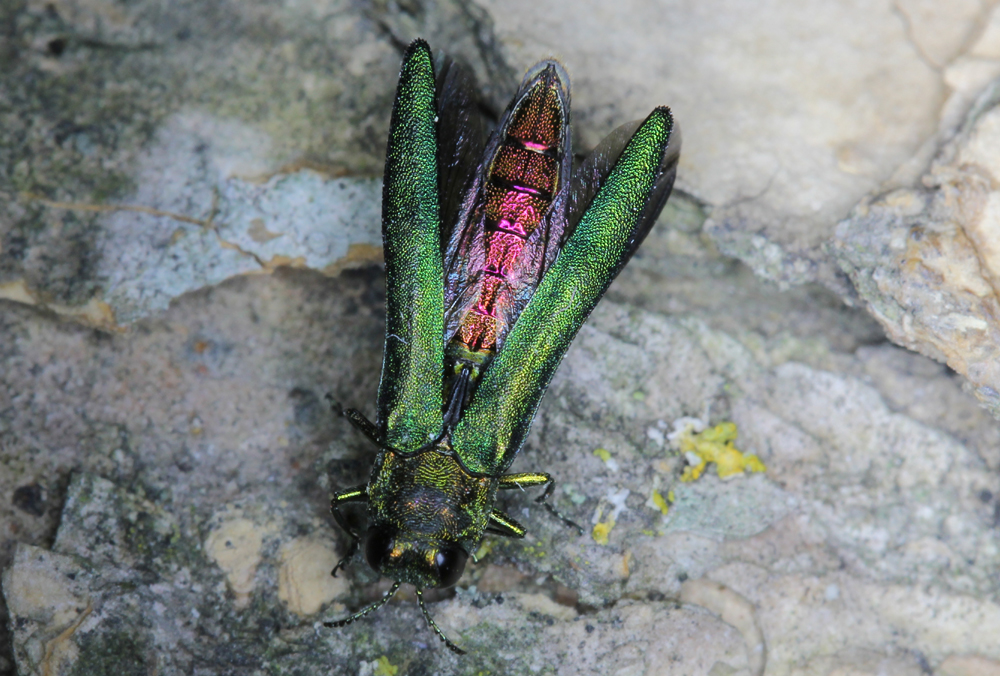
[476,0,989,289]
[3,0,1000,673]
[0,0,510,327]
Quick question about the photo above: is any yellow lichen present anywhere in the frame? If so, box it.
[373,656,398,676]
[591,506,615,545]
[592,520,614,545]
[650,489,671,515]
[744,454,767,473]
[521,543,547,559]
[474,539,494,562]
[676,422,766,482]
[593,447,612,462]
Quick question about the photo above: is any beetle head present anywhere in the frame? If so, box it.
[364,525,468,589]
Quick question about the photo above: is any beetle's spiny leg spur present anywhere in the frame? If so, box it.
[416,589,466,655]
[324,393,345,417]
[330,544,357,579]
[324,581,401,628]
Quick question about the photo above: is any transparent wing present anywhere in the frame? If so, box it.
[434,55,487,250]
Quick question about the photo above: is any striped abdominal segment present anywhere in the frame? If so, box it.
[445,65,569,398]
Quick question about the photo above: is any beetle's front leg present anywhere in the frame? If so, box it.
[498,472,584,535]
[330,485,368,577]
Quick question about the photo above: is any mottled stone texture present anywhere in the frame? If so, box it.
[478,0,977,288]
[2,0,1000,675]
[833,82,1000,417]
[0,0,512,327]
[2,197,999,674]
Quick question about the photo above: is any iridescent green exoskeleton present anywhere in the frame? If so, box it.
[326,39,680,654]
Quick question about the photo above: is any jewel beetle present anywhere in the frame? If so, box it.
[326,38,679,654]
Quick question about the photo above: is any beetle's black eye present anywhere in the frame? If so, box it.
[432,544,468,588]
[364,527,397,573]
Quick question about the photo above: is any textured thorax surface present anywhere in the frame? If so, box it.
[366,447,498,550]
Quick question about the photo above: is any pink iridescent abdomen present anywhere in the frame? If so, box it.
[450,73,565,359]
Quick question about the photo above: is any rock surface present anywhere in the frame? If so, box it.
[0,0,510,327]
[833,80,1000,417]
[2,0,1000,675]
[2,194,998,674]
[478,0,1000,291]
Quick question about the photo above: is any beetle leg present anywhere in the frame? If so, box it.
[498,472,584,535]
[325,394,382,448]
[487,508,527,538]
[330,484,368,576]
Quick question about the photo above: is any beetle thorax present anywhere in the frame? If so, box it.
[366,447,498,549]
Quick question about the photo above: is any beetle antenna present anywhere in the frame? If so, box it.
[324,581,401,628]
[416,589,466,655]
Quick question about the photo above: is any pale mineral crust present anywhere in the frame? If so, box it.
[832,83,1000,417]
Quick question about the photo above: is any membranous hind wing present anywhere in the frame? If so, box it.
[434,55,487,252]
[451,108,679,475]
[441,61,573,415]
[567,118,681,271]
[375,40,446,452]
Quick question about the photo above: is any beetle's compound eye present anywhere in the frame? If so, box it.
[430,544,468,589]
[364,526,397,573]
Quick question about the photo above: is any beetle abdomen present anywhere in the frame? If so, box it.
[444,64,571,399]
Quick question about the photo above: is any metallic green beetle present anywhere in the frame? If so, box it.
[326,39,679,654]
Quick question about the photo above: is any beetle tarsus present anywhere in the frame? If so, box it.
[535,479,584,535]
[324,393,346,416]
[538,499,584,535]
[497,472,583,535]
[331,541,358,578]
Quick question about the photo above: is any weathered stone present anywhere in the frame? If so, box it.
[3,215,1000,672]
[3,0,1000,673]
[832,88,1000,417]
[478,0,973,288]
[0,0,510,327]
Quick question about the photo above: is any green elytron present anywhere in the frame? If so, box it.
[326,39,679,654]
